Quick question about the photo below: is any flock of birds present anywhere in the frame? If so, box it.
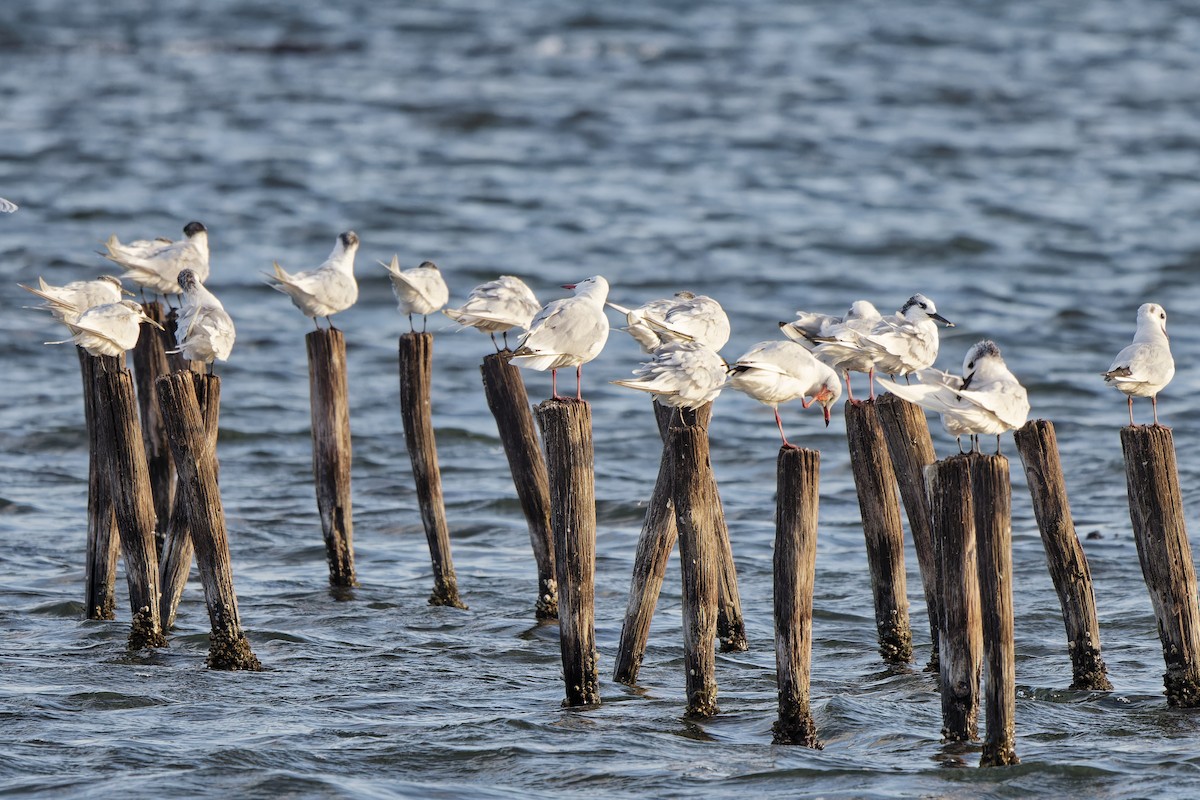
[16,220,1178,453]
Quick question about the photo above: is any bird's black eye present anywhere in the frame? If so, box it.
[967,361,975,369]
[919,302,928,309]
[1161,313,1166,319]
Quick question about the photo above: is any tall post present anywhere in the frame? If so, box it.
[480,351,556,618]
[1013,420,1110,690]
[398,332,464,608]
[80,348,119,620]
[535,399,600,707]
[306,328,356,588]
[131,301,174,552]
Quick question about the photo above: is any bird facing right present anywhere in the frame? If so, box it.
[511,276,610,401]
[267,231,360,329]
[103,220,210,297]
[727,340,841,448]
[1103,302,1174,426]
[383,258,449,332]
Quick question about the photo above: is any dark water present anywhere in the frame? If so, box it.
[4,1,1200,797]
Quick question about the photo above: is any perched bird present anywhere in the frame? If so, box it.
[512,276,610,401]
[382,258,449,332]
[103,221,210,296]
[443,275,541,350]
[1103,302,1174,426]
[780,299,882,401]
[174,269,235,372]
[606,291,731,353]
[0,197,17,213]
[727,340,841,448]
[266,231,360,329]
[19,275,127,324]
[877,340,1030,453]
[45,299,164,357]
[612,341,727,409]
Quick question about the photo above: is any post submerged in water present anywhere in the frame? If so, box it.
[1120,425,1200,707]
[306,328,357,588]
[80,348,120,621]
[535,398,600,707]
[772,446,823,748]
[398,332,464,608]
[1013,420,1110,690]
[131,300,175,554]
[480,350,555,619]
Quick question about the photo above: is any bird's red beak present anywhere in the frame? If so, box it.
[562,283,576,290]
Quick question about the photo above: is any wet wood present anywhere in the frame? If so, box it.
[157,371,261,670]
[1121,425,1200,707]
[772,446,823,748]
[480,351,556,619]
[80,348,120,620]
[670,422,720,718]
[306,328,356,588]
[1014,420,1111,690]
[845,398,912,664]
[535,398,600,707]
[131,301,174,552]
[398,332,463,608]
[876,392,941,670]
[928,455,981,742]
[971,454,1019,767]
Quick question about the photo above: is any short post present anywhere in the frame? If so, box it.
[79,348,119,620]
[157,372,261,670]
[1121,425,1200,707]
[398,332,464,608]
[1014,420,1110,690]
[480,351,556,618]
[306,328,356,588]
[131,301,174,551]
[535,398,600,707]
[845,399,912,664]
[671,422,719,718]
[92,363,166,649]
[971,455,1019,766]
[772,446,823,748]
[928,456,981,742]
[876,392,941,669]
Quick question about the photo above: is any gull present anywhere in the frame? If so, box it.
[605,291,731,353]
[103,221,210,297]
[0,198,17,213]
[382,257,449,332]
[1103,302,1174,426]
[45,299,164,357]
[266,231,360,329]
[512,276,610,401]
[19,275,128,324]
[443,275,541,350]
[612,341,727,410]
[780,299,882,402]
[727,340,841,448]
[877,340,1030,454]
[174,269,235,372]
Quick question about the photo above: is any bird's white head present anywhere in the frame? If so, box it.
[338,231,360,251]
[846,299,881,321]
[902,293,954,327]
[815,372,842,427]
[960,340,1004,388]
[563,275,609,303]
[1136,303,1168,340]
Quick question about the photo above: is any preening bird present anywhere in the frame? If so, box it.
[511,276,610,401]
[443,275,542,350]
[606,291,731,353]
[174,269,236,371]
[44,299,164,357]
[382,258,449,332]
[19,275,127,324]
[266,231,360,329]
[103,220,210,296]
[611,341,727,409]
[1103,302,1174,426]
[727,340,841,448]
[780,299,882,401]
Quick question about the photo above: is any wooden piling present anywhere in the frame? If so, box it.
[670,422,720,718]
[535,398,600,707]
[157,371,261,670]
[971,455,1019,766]
[480,351,556,619]
[80,348,119,621]
[845,399,912,664]
[92,363,166,649]
[398,332,464,608]
[876,393,941,669]
[1121,425,1200,707]
[928,456,981,742]
[306,328,356,588]
[772,446,823,748]
[131,300,174,551]
[707,435,748,654]
[1014,420,1110,690]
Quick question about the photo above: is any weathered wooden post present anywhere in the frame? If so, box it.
[1121,425,1200,707]
[971,455,1019,766]
[398,332,464,608]
[535,398,600,707]
[1014,420,1110,690]
[157,371,261,670]
[773,446,822,748]
[80,348,119,621]
[480,351,556,618]
[845,399,912,664]
[707,443,748,654]
[876,392,941,669]
[928,455,981,742]
[671,421,719,718]
[306,328,356,588]
[131,301,174,551]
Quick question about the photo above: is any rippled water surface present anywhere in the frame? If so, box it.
[5,1,1200,797]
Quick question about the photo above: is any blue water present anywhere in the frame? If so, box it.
[4,1,1200,797]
